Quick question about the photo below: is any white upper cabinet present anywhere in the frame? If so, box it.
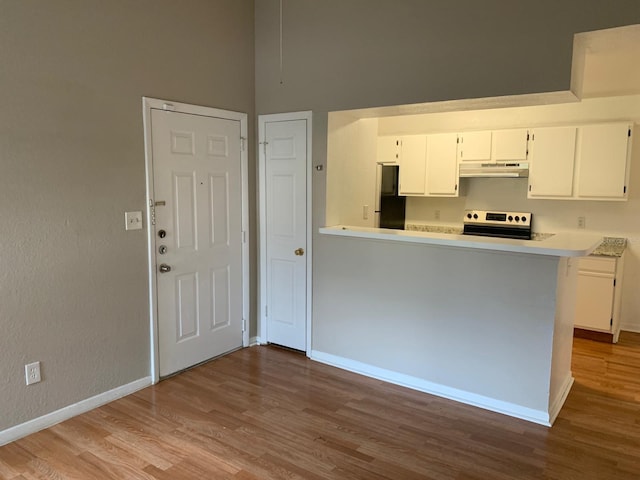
[376,136,401,164]
[426,133,459,196]
[575,123,632,199]
[492,129,528,162]
[528,126,577,198]
[457,131,492,162]
[398,135,427,195]
[528,122,632,201]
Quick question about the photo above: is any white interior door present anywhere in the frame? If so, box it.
[260,115,310,352]
[151,109,243,377]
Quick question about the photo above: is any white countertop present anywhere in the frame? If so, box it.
[319,225,603,257]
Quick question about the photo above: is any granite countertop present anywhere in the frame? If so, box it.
[406,224,553,241]
[321,225,602,257]
[406,224,627,258]
[590,237,627,257]
[405,224,462,234]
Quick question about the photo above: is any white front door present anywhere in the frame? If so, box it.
[151,108,243,377]
[260,114,311,352]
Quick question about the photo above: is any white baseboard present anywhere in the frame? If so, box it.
[311,350,555,426]
[621,325,640,334]
[548,374,574,426]
[250,336,262,346]
[0,376,152,446]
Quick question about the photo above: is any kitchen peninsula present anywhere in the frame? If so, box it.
[313,227,602,425]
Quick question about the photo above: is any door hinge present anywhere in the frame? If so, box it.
[613,278,617,287]
[610,318,613,327]
[624,186,627,194]
[527,133,530,141]
[259,141,268,155]
[629,128,632,137]
[242,230,247,243]
[240,136,246,151]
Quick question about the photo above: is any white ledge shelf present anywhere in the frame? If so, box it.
[319,225,602,257]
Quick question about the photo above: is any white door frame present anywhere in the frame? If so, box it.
[142,97,250,383]
[258,111,313,356]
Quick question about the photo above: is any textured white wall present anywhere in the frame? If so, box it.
[0,0,255,432]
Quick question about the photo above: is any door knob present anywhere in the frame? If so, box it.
[159,263,172,273]
[294,248,304,256]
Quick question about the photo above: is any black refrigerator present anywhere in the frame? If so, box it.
[375,165,406,230]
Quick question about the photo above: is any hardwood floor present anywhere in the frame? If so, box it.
[2,332,640,479]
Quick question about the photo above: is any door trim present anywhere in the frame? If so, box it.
[142,97,250,383]
[258,111,313,356]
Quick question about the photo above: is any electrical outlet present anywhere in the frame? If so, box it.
[435,210,441,220]
[25,361,41,385]
[363,205,369,220]
[577,216,586,229]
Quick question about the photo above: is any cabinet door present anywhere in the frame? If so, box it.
[457,131,492,162]
[398,135,427,195]
[574,271,615,332]
[576,123,631,199]
[492,129,528,161]
[376,136,401,164]
[426,133,458,196]
[528,127,577,198]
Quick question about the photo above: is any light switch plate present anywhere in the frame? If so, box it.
[125,211,143,231]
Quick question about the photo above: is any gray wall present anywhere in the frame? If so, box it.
[256,0,640,112]
[0,0,254,431]
[253,0,640,350]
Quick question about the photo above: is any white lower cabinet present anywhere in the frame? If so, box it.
[574,254,625,342]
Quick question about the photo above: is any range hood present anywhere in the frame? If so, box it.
[459,162,529,178]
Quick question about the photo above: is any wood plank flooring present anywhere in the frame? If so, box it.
[1,332,640,479]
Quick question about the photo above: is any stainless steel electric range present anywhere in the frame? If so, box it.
[463,210,532,240]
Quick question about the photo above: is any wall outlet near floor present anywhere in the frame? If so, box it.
[25,361,41,385]
[577,216,586,229]
[435,209,441,220]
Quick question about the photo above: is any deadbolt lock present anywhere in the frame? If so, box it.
[158,229,166,238]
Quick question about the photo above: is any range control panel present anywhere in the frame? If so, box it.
[464,210,532,227]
